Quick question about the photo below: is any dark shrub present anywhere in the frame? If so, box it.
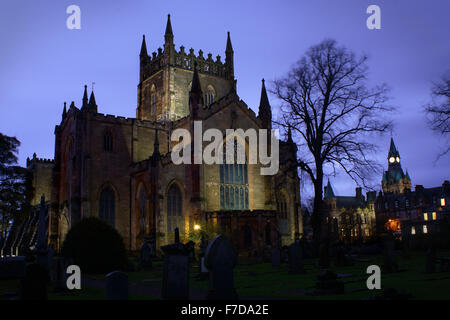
[61,217,128,274]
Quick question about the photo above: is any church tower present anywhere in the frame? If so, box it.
[137,15,235,122]
[382,138,411,194]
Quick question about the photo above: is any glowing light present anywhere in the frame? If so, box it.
[194,224,201,231]
[424,213,428,221]
[441,198,446,207]
[389,157,395,163]
[432,212,437,220]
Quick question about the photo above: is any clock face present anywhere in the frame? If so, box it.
[396,157,400,163]
[389,157,395,163]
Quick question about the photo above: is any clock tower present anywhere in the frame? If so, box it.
[382,138,411,194]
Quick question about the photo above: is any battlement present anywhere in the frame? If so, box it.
[26,154,55,167]
[141,45,229,82]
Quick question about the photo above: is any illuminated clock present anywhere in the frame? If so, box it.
[396,157,400,163]
[389,157,395,163]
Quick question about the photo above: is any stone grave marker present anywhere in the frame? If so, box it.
[288,241,304,274]
[106,271,129,300]
[204,234,238,300]
[161,228,190,299]
[272,247,281,267]
[19,263,49,300]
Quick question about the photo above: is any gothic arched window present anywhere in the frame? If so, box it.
[138,186,147,235]
[204,85,216,106]
[277,193,288,219]
[167,184,183,233]
[220,140,249,210]
[99,187,115,226]
[103,130,113,152]
[150,85,157,116]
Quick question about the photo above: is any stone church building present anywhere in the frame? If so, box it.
[25,15,302,254]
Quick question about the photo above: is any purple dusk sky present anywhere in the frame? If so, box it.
[0,0,449,200]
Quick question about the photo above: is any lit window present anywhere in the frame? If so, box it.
[220,140,248,210]
[432,212,437,220]
[441,198,446,206]
[411,226,416,235]
[423,213,428,221]
[423,225,428,234]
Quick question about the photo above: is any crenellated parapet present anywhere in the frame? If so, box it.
[26,153,55,168]
[141,45,229,82]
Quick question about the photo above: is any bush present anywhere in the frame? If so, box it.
[61,217,128,274]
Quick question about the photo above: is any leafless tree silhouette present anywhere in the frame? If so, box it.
[424,71,450,158]
[271,39,393,252]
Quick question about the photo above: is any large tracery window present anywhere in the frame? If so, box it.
[167,184,183,233]
[138,187,147,235]
[150,85,157,116]
[204,85,216,106]
[99,187,115,226]
[220,141,249,210]
[277,193,289,234]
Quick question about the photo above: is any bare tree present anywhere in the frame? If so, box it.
[271,39,393,250]
[424,71,450,158]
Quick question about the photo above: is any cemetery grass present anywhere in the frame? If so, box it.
[2,251,449,300]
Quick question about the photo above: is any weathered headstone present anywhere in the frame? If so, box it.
[281,246,289,263]
[197,236,209,280]
[314,269,344,295]
[161,228,190,299]
[288,242,304,274]
[0,256,26,280]
[382,234,398,273]
[139,239,153,270]
[51,257,71,292]
[106,271,128,300]
[19,263,49,300]
[271,248,281,267]
[204,234,238,300]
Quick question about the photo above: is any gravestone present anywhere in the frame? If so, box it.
[106,271,129,300]
[185,240,196,262]
[19,263,49,300]
[204,234,238,300]
[139,239,153,270]
[271,248,281,267]
[281,246,289,263]
[51,257,72,292]
[288,242,304,274]
[161,228,190,299]
[0,256,26,280]
[314,269,344,295]
[382,234,398,273]
[197,236,209,280]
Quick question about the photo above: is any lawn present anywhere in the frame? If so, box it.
[1,250,449,300]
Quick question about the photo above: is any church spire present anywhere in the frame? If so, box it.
[287,125,293,143]
[324,179,335,198]
[88,90,97,112]
[225,31,234,82]
[189,62,203,118]
[164,14,173,44]
[226,31,233,53]
[388,137,400,158]
[258,79,272,129]
[82,85,88,107]
[140,34,148,58]
[62,102,67,119]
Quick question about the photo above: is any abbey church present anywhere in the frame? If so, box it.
[22,15,302,253]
